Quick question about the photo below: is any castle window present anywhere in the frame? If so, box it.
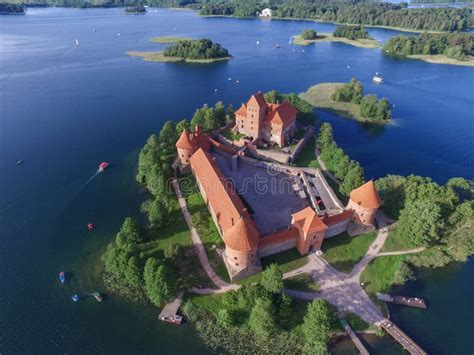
[236,263,239,266]
[251,127,253,130]
[241,125,244,128]
[181,154,184,157]
[234,257,238,260]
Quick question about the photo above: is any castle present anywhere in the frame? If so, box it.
[234,92,298,147]
[176,94,381,280]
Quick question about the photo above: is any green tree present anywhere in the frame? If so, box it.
[164,243,180,259]
[340,163,365,196]
[360,94,379,119]
[116,217,143,247]
[301,28,317,40]
[176,119,190,135]
[159,121,176,146]
[248,298,276,338]
[124,256,142,289]
[397,200,445,248]
[302,299,332,353]
[217,309,234,327]
[144,257,174,307]
[259,264,283,294]
[148,197,170,228]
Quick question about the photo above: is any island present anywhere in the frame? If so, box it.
[293,26,379,49]
[127,38,232,64]
[383,33,474,67]
[0,3,25,14]
[125,5,146,14]
[300,78,392,123]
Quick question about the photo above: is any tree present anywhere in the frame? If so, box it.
[148,197,170,228]
[164,243,180,259]
[146,165,166,196]
[216,309,234,327]
[301,28,317,40]
[340,163,365,196]
[397,200,444,248]
[116,217,143,247]
[360,94,378,119]
[259,264,283,294]
[124,256,142,289]
[159,121,176,146]
[248,298,276,338]
[302,299,332,353]
[144,257,174,307]
[176,119,190,135]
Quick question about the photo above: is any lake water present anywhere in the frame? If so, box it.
[0,8,473,354]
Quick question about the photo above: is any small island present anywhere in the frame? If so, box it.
[0,3,25,14]
[383,33,474,66]
[293,26,380,49]
[127,38,232,64]
[125,5,146,14]
[300,78,392,123]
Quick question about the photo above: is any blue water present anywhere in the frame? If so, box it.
[0,8,473,354]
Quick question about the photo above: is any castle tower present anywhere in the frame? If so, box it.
[292,207,328,254]
[175,129,196,165]
[223,216,260,279]
[347,180,381,225]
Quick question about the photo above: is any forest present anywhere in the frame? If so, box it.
[163,39,230,60]
[383,33,474,61]
[0,2,25,12]
[411,0,472,3]
[333,24,370,40]
[200,2,471,32]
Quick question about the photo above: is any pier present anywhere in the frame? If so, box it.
[340,319,369,355]
[381,320,427,355]
[377,293,427,309]
[158,294,183,325]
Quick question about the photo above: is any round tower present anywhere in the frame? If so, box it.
[175,129,195,165]
[223,216,259,273]
[347,180,381,225]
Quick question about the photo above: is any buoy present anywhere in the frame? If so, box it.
[87,223,94,230]
[17,160,23,165]
[236,80,239,84]
[214,88,218,93]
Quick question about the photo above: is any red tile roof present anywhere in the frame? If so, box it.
[248,92,267,108]
[189,148,259,252]
[292,207,328,234]
[176,129,195,150]
[349,180,381,209]
[266,101,298,125]
[235,104,247,116]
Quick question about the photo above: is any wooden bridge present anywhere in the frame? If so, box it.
[340,319,369,355]
[381,320,427,355]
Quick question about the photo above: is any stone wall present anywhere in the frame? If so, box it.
[258,237,297,258]
[325,218,351,238]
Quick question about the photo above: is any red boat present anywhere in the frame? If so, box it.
[98,162,109,172]
[87,223,94,230]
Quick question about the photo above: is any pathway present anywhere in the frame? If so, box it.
[171,176,239,293]
[376,248,425,257]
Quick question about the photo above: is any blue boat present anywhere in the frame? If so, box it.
[72,294,80,302]
[59,272,65,283]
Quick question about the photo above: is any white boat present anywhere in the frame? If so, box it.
[75,39,79,46]
[288,37,292,45]
[256,40,260,45]
[373,73,383,83]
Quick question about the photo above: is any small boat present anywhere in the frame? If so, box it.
[235,80,239,84]
[256,40,260,45]
[87,223,94,231]
[72,294,80,302]
[373,73,383,83]
[98,162,109,172]
[75,39,79,46]
[288,37,292,45]
[275,44,280,49]
[59,272,65,283]
[17,160,23,165]
[92,292,103,302]
[214,88,218,93]
[117,33,121,36]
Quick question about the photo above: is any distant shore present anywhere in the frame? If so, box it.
[299,83,390,124]
[292,34,380,48]
[407,54,474,66]
[126,51,231,64]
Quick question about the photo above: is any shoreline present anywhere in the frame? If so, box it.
[126,51,232,64]
[149,36,192,43]
[407,54,474,66]
[292,34,380,48]
[299,83,391,125]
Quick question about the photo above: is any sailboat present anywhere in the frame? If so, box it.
[75,39,79,46]
[288,36,292,45]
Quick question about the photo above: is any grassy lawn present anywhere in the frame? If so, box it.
[221,128,245,141]
[322,231,376,273]
[179,174,230,283]
[292,34,380,48]
[380,228,413,253]
[150,36,192,43]
[343,312,371,332]
[360,255,405,294]
[292,135,319,168]
[283,273,319,292]
[323,171,348,205]
[239,249,309,285]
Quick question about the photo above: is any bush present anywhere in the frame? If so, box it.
[163,39,230,60]
[333,25,370,40]
[301,29,317,40]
